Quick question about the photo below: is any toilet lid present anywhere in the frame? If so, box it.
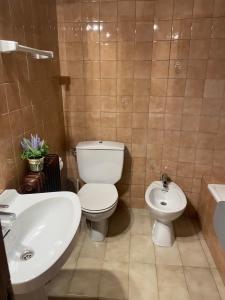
[78,183,118,212]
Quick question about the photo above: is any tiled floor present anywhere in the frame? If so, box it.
[47,206,225,300]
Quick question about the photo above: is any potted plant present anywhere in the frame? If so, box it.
[21,134,49,172]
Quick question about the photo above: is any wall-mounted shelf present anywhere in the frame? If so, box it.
[0,40,54,59]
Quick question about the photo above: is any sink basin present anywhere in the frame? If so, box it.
[0,190,81,300]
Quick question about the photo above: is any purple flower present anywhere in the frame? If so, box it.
[31,134,41,150]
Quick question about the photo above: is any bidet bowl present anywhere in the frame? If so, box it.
[1,190,81,299]
[145,181,187,222]
[145,181,187,247]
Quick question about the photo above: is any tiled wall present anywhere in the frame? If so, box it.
[58,0,225,211]
[0,1,66,190]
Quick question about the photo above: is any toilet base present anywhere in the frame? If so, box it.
[152,220,175,247]
[89,219,108,241]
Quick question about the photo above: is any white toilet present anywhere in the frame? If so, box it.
[145,181,187,247]
[76,141,124,241]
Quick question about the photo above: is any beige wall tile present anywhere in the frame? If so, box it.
[136,22,154,42]
[152,60,169,78]
[0,1,66,191]
[58,0,225,212]
[118,42,135,60]
[166,97,183,114]
[100,42,117,60]
[100,22,117,42]
[210,39,225,59]
[214,0,225,17]
[187,60,207,79]
[190,40,210,59]
[118,0,135,21]
[149,96,166,113]
[154,20,172,41]
[118,22,135,41]
[136,1,155,21]
[193,0,214,18]
[170,40,190,59]
[152,41,170,60]
[172,19,192,40]
[134,61,151,79]
[155,0,173,20]
[101,61,117,78]
[174,0,194,19]
[169,60,187,78]
[192,18,212,39]
[167,79,186,96]
[100,1,117,22]
[81,1,99,22]
[135,42,152,60]
[204,79,225,98]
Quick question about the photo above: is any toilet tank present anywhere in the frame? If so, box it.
[76,141,124,184]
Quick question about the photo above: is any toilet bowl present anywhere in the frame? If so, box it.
[76,141,124,242]
[145,181,187,247]
[78,183,118,241]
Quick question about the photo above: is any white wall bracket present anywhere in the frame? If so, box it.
[0,40,53,59]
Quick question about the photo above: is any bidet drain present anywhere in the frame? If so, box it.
[20,249,34,261]
[160,201,167,206]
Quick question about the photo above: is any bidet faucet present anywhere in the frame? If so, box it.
[161,173,171,191]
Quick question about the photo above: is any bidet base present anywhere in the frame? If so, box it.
[89,219,108,241]
[152,220,175,247]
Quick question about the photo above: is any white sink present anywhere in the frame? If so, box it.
[0,190,81,300]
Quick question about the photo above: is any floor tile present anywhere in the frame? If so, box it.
[62,245,81,270]
[174,216,199,241]
[68,257,102,297]
[79,235,106,260]
[129,262,159,300]
[178,239,209,267]
[105,235,130,263]
[46,270,73,296]
[99,261,129,299]
[108,205,132,237]
[211,268,225,300]
[200,239,217,268]
[157,265,190,300]
[155,241,182,266]
[130,213,151,236]
[184,267,221,300]
[130,234,155,264]
[47,208,222,300]
[131,208,150,216]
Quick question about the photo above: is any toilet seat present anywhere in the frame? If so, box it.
[78,183,118,213]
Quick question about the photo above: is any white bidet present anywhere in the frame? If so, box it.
[145,181,187,247]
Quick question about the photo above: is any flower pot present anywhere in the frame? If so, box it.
[28,157,44,172]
